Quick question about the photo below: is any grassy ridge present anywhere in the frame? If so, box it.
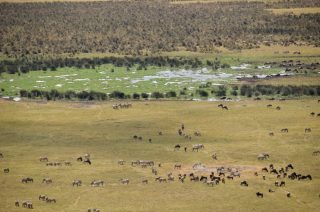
[0,99,319,211]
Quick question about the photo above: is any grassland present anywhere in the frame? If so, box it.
[0,62,287,97]
[0,99,319,211]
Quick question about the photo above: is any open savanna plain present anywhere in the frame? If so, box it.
[0,99,319,211]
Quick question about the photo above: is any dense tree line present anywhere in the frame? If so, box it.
[239,84,320,97]
[0,56,203,74]
[17,84,320,101]
[0,0,319,60]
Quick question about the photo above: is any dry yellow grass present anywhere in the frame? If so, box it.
[0,99,319,211]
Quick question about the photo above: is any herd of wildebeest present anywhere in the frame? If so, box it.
[1,101,319,211]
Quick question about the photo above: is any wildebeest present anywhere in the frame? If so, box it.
[15,200,19,207]
[227,176,233,180]
[0,153,3,158]
[174,144,181,151]
[174,164,181,169]
[287,192,291,198]
[83,158,91,165]
[39,156,48,162]
[39,195,46,201]
[192,144,204,152]
[211,153,218,160]
[281,128,289,133]
[91,180,104,187]
[3,168,9,173]
[276,106,281,110]
[310,112,315,116]
[72,179,82,186]
[42,178,52,184]
[305,128,311,133]
[269,132,274,136]
[270,169,278,175]
[120,178,129,185]
[298,175,312,180]
[262,167,268,172]
[22,177,33,183]
[22,201,33,209]
[222,106,229,110]
[200,176,207,183]
[286,164,294,170]
[142,179,148,184]
[158,131,163,136]
[267,104,272,108]
[206,180,219,186]
[64,161,72,166]
[45,197,56,203]
[178,174,186,183]
[240,181,248,186]
[256,192,263,198]
[258,153,269,160]
[231,172,241,178]
[118,160,125,165]
[194,131,201,136]
[313,150,320,156]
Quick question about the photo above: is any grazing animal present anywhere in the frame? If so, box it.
[269,189,275,193]
[91,180,104,187]
[83,158,91,165]
[276,106,281,110]
[45,197,56,203]
[0,153,3,158]
[142,179,148,184]
[269,132,274,136]
[222,106,229,110]
[240,181,248,187]
[270,169,278,175]
[312,150,320,156]
[39,195,46,201]
[254,172,258,176]
[227,176,233,180]
[64,161,72,166]
[310,112,315,116]
[286,164,294,170]
[3,168,9,173]
[174,164,181,169]
[298,175,312,180]
[305,128,311,133]
[267,104,272,108]
[280,181,285,187]
[258,153,269,160]
[72,179,82,187]
[207,180,218,186]
[194,131,201,136]
[158,131,163,136]
[120,178,129,185]
[15,200,19,207]
[39,156,48,162]
[22,201,33,209]
[287,192,291,198]
[281,128,289,133]
[42,178,52,184]
[76,157,83,162]
[118,160,125,165]
[174,144,181,151]
[256,192,263,198]
[262,167,268,172]
[211,153,217,160]
[22,177,33,183]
